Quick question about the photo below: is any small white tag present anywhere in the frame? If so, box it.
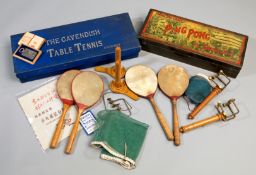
[80,110,97,135]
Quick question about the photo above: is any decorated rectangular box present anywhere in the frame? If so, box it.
[11,13,141,82]
[139,9,248,78]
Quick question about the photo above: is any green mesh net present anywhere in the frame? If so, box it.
[91,110,149,169]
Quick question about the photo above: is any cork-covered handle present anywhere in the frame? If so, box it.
[189,86,222,119]
[65,109,83,154]
[50,103,70,148]
[171,99,180,146]
[180,113,224,133]
[149,96,174,141]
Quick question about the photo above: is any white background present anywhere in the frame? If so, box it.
[1,0,256,175]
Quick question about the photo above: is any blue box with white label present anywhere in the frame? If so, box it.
[10,13,141,82]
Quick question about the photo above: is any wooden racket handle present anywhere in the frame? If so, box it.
[149,96,174,141]
[65,109,83,154]
[50,103,70,148]
[171,99,180,146]
[189,86,222,119]
[180,113,225,133]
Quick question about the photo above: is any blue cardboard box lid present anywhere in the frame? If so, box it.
[10,13,141,82]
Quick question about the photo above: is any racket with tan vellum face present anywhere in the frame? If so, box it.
[65,71,104,154]
[50,70,80,149]
[158,65,189,146]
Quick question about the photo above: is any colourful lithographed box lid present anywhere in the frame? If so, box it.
[11,13,140,82]
[139,9,248,77]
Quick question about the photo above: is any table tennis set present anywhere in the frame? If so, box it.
[10,9,247,169]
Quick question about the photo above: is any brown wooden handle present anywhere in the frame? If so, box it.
[180,113,224,133]
[171,99,180,146]
[65,109,83,154]
[189,86,222,119]
[149,97,174,141]
[50,103,70,148]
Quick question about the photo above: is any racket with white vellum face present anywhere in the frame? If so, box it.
[125,65,174,141]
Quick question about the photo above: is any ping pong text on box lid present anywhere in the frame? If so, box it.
[139,9,248,78]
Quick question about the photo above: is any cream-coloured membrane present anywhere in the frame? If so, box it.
[57,70,80,100]
[158,65,189,97]
[72,71,103,106]
[125,65,157,97]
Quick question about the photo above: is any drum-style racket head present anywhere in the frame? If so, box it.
[158,65,189,98]
[125,65,157,97]
[72,71,104,109]
[57,70,80,105]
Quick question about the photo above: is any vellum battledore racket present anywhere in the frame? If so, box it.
[125,65,173,141]
[50,70,80,149]
[65,71,104,154]
[158,65,189,146]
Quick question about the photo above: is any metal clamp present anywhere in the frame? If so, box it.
[209,70,231,90]
[103,91,132,116]
[215,99,239,121]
